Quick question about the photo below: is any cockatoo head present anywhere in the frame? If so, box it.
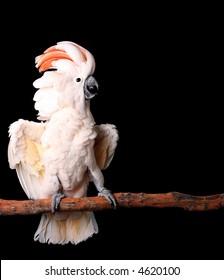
[35,41,98,100]
[33,41,99,120]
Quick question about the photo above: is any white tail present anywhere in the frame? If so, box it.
[34,211,98,245]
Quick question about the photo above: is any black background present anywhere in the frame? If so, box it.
[0,4,223,260]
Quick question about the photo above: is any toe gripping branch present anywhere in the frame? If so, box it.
[98,187,117,209]
[51,193,65,213]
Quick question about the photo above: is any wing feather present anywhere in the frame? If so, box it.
[94,124,119,170]
[8,120,45,199]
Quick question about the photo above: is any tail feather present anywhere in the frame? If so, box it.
[34,212,98,245]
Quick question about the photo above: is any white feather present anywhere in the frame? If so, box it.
[33,88,60,120]
[33,71,60,89]
[56,42,86,64]
[51,60,79,76]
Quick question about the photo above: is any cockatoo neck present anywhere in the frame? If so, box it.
[71,94,94,123]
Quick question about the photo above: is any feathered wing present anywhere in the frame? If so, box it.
[8,120,46,199]
[94,124,119,170]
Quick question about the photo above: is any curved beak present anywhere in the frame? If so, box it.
[84,75,99,100]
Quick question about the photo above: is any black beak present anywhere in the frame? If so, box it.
[84,75,99,100]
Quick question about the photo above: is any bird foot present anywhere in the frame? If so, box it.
[51,193,65,213]
[98,187,117,209]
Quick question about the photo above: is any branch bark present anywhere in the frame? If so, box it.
[1,192,224,216]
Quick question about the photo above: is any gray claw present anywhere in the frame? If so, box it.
[51,193,65,213]
[98,188,117,208]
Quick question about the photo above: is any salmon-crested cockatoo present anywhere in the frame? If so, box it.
[8,41,119,245]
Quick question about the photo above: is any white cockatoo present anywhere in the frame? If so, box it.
[7,41,119,245]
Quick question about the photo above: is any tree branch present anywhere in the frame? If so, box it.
[1,192,224,216]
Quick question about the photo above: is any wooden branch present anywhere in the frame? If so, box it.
[1,192,224,216]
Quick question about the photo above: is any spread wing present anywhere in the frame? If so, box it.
[94,124,119,170]
[8,119,46,199]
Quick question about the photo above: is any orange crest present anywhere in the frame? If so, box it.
[35,46,74,72]
[34,41,92,74]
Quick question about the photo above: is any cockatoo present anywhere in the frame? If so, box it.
[7,41,119,245]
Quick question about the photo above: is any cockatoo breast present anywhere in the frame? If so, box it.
[41,107,97,192]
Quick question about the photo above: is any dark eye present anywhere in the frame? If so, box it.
[76,77,81,82]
